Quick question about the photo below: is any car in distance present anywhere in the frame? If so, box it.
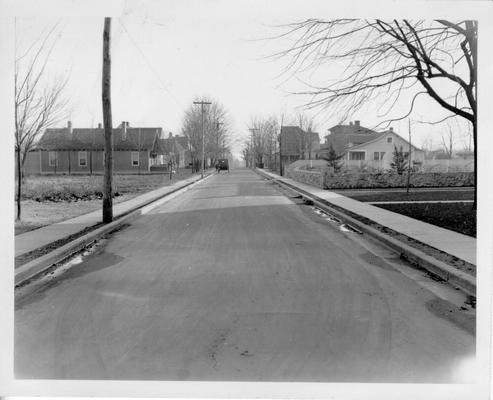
[216,159,229,173]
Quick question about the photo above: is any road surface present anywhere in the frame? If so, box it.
[15,169,475,382]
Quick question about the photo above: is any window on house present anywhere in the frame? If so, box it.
[131,151,139,166]
[78,151,87,166]
[48,151,57,167]
[380,152,386,159]
[387,137,392,143]
[349,151,365,160]
[373,152,380,161]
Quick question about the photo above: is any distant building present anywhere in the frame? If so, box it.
[24,121,164,175]
[318,120,380,157]
[279,126,320,164]
[317,120,424,169]
[154,132,191,169]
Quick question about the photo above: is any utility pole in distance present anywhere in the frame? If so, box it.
[193,101,211,178]
[102,17,113,223]
[249,128,258,169]
[214,119,223,162]
[279,114,284,176]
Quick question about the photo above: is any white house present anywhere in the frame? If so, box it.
[344,128,425,170]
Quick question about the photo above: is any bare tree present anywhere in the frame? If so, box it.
[461,122,473,153]
[420,136,434,157]
[274,19,477,204]
[181,97,231,171]
[15,23,68,220]
[441,122,455,159]
[296,113,317,159]
[246,115,282,168]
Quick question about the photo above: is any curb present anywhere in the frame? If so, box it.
[15,172,215,287]
[257,169,476,297]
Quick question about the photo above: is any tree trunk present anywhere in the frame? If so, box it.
[102,17,113,223]
[473,120,477,212]
[16,147,22,220]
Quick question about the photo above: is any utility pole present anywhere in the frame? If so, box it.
[279,114,284,176]
[214,120,223,162]
[102,17,113,223]
[193,101,211,178]
[249,128,258,169]
[407,119,412,195]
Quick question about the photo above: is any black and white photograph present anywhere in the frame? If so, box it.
[1,0,492,399]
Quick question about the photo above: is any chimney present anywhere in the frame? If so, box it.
[67,120,73,134]
[355,120,360,127]
[349,122,353,126]
[169,132,173,138]
[97,123,102,129]
[389,127,394,132]
[122,121,127,141]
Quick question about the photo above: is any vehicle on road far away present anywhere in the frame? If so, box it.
[216,159,229,173]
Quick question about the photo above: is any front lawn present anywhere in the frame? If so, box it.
[15,170,197,235]
[375,202,476,237]
[18,170,194,201]
[336,188,474,203]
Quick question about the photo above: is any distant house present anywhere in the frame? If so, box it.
[318,120,380,158]
[24,121,163,175]
[455,150,474,159]
[280,126,320,164]
[318,120,424,169]
[344,127,424,169]
[153,133,191,169]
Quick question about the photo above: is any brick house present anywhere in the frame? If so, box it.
[279,126,320,165]
[24,121,163,175]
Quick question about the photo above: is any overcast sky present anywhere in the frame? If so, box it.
[13,1,477,158]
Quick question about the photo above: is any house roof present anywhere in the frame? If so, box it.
[36,127,161,151]
[280,126,303,136]
[280,126,319,138]
[157,138,175,154]
[346,133,382,146]
[327,123,377,136]
[347,130,423,152]
[174,136,189,149]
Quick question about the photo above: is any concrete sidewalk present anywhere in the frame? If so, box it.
[15,172,210,259]
[260,170,476,266]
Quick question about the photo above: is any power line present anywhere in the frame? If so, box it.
[118,19,183,109]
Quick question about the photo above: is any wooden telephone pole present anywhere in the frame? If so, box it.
[193,101,211,178]
[407,119,412,195]
[249,128,258,168]
[102,17,113,222]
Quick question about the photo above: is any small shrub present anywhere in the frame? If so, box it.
[390,145,409,175]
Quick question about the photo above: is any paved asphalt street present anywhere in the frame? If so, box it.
[15,169,475,382]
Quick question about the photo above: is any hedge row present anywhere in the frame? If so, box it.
[323,171,475,189]
[287,169,324,188]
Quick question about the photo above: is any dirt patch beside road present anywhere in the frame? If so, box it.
[15,170,197,235]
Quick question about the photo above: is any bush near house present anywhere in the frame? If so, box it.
[323,171,474,190]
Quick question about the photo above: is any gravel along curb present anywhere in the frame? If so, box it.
[257,170,476,298]
[15,173,215,287]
